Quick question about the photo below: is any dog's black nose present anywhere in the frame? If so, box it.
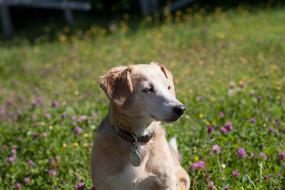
[173,105,186,116]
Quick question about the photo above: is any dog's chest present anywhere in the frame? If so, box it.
[107,154,152,190]
[106,150,177,190]
[109,164,148,190]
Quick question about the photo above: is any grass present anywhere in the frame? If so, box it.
[0,7,285,190]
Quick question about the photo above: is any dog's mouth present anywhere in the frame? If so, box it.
[150,114,181,123]
[163,116,181,123]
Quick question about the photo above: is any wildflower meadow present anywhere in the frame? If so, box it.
[0,7,285,190]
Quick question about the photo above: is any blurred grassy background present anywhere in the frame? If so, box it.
[0,5,285,190]
[0,7,284,119]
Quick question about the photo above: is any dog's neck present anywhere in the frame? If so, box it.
[108,103,157,137]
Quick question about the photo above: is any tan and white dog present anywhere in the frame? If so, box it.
[91,63,190,190]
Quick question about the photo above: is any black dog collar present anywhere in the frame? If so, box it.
[112,125,154,144]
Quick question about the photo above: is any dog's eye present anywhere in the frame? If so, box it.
[142,86,154,93]
[168,86,171,90]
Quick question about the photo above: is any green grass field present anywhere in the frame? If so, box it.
[0,7,285,189]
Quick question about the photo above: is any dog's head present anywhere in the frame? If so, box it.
[100,63,185,122]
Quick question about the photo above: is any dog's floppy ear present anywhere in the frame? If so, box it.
[150,62,173,80]
[159,64,173,79]
[100,66,133,106]
[159,64,176,96]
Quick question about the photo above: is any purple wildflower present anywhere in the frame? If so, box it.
[279,152,285,160]
[51,100,59,108]
[76,181,85,190]
[28,160,35,167]
[79,115,88,122]
[250,118,256,124]
[31,96,43,108]
[268,127,274,134]
[48,169,57,177]
[50,156,60,167]
[219,112,225,118]
[15,182,21,190]
[191,161,205,170]
[211,144,221,154]
[264,175,270,181]
[71,115,77,122]
[73,127,83,135]
[220,127,228,134]
[257,96,262,102]
[224,122,233,131]
[220,122,233,134]
[6,156,15,164]
[24,177,31,185]
[237,148,247,158]
[207,126,214,134]
[232,170,240,177]
[259,152,267,159]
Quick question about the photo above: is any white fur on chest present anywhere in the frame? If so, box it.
[106,146,178,190]
[107,152,154,190]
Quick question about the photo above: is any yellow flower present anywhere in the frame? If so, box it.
[62,143,67,148]
[239,80,245,86]
[48,125,53,130]
[205,121,210,126]
[84,143,89,148]
[194,156,199,162]
[72,143,79,148]
[199,113,204,119]
[59,34,66,43]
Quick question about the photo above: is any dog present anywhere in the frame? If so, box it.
[91,63,190,190]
